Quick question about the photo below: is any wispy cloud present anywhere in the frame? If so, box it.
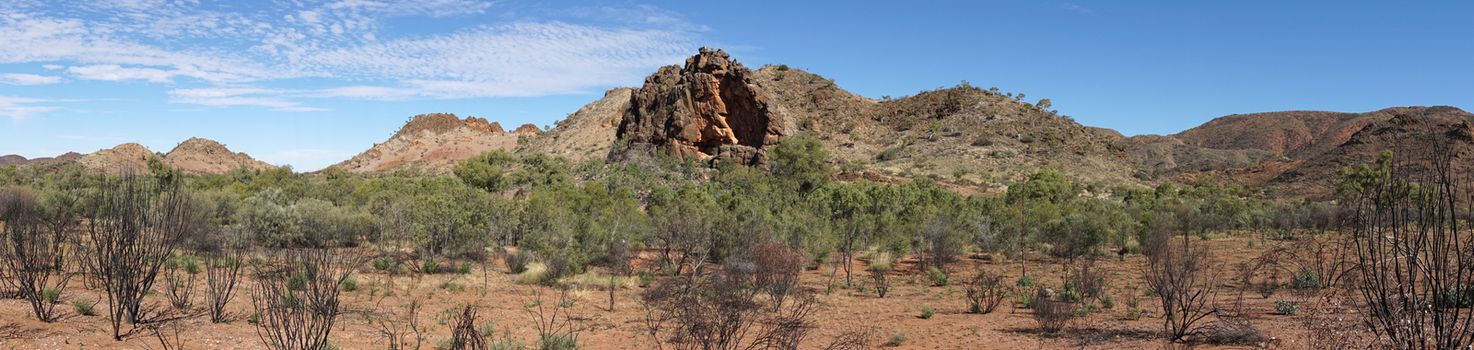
[1060,3,1094,15]
[0,96,62,120]
[0,73,63,85]
[0,1,697,111]
[167,88,327,112]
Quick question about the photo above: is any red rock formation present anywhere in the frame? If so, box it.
[616,48,789,165]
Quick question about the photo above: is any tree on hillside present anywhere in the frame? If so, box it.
[454,150,517,193]
[768,135,832,193]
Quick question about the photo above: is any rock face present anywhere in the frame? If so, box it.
[164,137,276,175]
[337,113,530,173]
[616,48,790,165]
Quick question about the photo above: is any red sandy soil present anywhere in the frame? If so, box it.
[0,235,1361,349]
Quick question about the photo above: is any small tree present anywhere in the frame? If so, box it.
[1349,146,1474,349]
[83,174,197,340]
[251,249,358,350]
[641,258,821,350]
[0,201,72,322]
[1145,231,1218,342]
[963,269,1008,314]
[204,247,243,323]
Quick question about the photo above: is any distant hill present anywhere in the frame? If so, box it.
[164,137,276,175]
[0,152,82,167]
[336,113,541,173]
[1125,106,1474,198]
[69,138,276,175]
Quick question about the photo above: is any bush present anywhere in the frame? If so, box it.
[421,258,440,274]
[964,270,1009,314]
[340,276,358,292]
[538,333,579,350]
[919,305,935,319]
[1274,300,1298,315]
[1291,269,1320,290]
[372,256,396,272]
[884,331,906,347]
[504,249,535,274]
[73,300,96,316]
[1202,317,1268,346]
[1032,300,1076,333]
[515,262,550,285]
[927,267,949,287]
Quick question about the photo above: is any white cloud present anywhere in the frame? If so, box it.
[67,64,176,83]
[168,88,327,112]
[0,2,698,110]
[1060,3,1094,15]
[0,96,61,120]
[0,73,63,85]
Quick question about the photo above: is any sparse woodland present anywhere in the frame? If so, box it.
[0,135,1471,349]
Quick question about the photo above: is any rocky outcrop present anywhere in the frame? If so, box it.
[164,137,276,175]
[615,48,790,165]
[337,113,531,173]
[513,124,542,136]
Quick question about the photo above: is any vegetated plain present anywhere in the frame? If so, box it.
[1,48,1472,349]
[0,140,1456,349]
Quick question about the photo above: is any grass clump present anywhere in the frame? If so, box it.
[515,262,551,285]
[884,331,906,347]
[72,300,96,316]
[919,305,936,319]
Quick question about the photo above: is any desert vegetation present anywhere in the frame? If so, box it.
[0,134,1470,349]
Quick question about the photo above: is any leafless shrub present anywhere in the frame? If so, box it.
[0,186,36,223]
[527,288,581,350]
[368,298,423,350]
[204,248,243,323]
[149,320,187,350]
[449,305,487,350]
[1348,146,1474,349]
[821,329,872,350]
[1032,299,1077,334]
[750,241,804,308]
[963,269,1008,314]
[1144,232,1218,343]
[1065,260,1106,302]
[82,174,197,340]
[163,254,199,311]
[0,200,72,322]
[251,248,358,350]
[1201,296,1266,346]
[870,268,890,298]
[641,262,821,350]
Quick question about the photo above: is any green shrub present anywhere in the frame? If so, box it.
[340,276,358,292]
[884,331,906,347]
[422,258,440,274]
[1275,300,1298,315]
[927,267,949,287]
[72,300,96,316]
[459,262,473,274]
[538,333,579,350]
[372,256,396,272]
[919,305,935,319]
[637,272,655,288]
[1017,275,1035,288]
[1291,269,1320,289]
[41,287,61,304]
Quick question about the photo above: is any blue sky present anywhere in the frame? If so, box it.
[2,1,1471,170]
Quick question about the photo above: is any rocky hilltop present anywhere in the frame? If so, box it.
[518,88,633,163]
[164,138,276,175]
[614,48,791,166]
[75,143,157,174]
[69,139,276,175]
[559,48,1140,188]
[337,113,536,173]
